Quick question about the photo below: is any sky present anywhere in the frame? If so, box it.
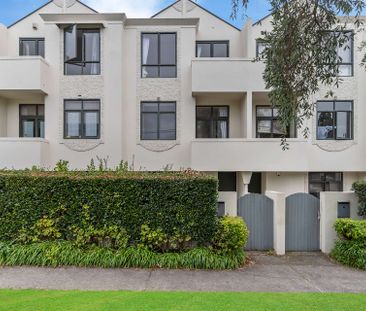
[0,0,271,28]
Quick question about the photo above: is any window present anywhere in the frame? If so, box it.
[256,39,268,57]
[196,41,229,57]
[19,104,44,138]
[256,106,295,138]
[64,25,100,75]
[196,106,229,138]
[336,31,353,76]
[19,38,45,57]
[218,172,237,192]
[317,101,353,140]
[141,102,176,140]
[142,33,177,78]
[309,172,343,197]
[64,100,100,139]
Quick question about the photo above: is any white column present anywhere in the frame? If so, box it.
[246,92,253,138]
[266,191,286,255]
[239,172,252,197]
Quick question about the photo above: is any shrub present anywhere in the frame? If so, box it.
[352,181,366,216]
[334,219,366,242]
[331,240,366,270]
[0,242,245,270]
[0,171,218,245]
[212,217,249,254]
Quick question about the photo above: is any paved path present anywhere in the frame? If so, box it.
[0,252,366,293]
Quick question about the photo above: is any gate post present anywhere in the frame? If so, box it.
[266,191,286,255]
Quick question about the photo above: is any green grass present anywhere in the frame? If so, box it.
[0,290,365,311]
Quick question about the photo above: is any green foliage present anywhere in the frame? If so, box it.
[54,160,69,172]
[18,216,62,243]
[0,171,218,245]
[0,242,245,270]
[212,217,249,254]
[334,219,366,242]
[331,239,366,270]
[231,0,365,149]
[352,181,366,217]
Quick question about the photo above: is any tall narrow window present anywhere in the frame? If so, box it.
[141,102,176,140]
[196,41,229,57]
[336,31,353,76]
[256,39,268,57]
[19,38,45,57]
[19,104,44,138]
[64,26,100,75]
[309,172,343,197]
[317,101,353,140]
[256,106,295,138]
[142,33,177,78]
[196,106,229,138]
[64,100,100,139]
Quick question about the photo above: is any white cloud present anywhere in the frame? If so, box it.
[84,0,162,17]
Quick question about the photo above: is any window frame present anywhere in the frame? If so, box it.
[63,99,101,139]
[336,30,354,77]
[141,32,177,78]
[316,100,353,141]
[19,38,45,58]
[64,27,101,76]
[195,40,230,58]
[195,106,230,139]
[256,106,293,138]
[309,172,343,198]
[19,104,45,138]
[140,101,177,141]
[256,39,268,58]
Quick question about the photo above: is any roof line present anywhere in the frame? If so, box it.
[7,0,98,29]
[252,12,272,26]
[76,0,98,14]
[151,0,241,31]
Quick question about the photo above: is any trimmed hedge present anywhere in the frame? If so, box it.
[0,171,218,245]
[334,219,366,242]
[0,242,245,270]
[353,181,366,216]
[331,240,366,270]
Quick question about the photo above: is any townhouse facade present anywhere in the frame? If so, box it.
[0,0,366,218]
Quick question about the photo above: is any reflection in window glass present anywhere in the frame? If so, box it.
[196,106,229,138]
[19,104,45,138]
[196,41,229,58]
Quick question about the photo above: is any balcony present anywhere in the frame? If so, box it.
[191,139,365,172]
[0,57,50,98]
[191,58,266,94]
[0,138,48,169]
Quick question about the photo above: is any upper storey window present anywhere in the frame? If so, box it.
[142,33,177,78]
[336,31,353,77]
[196,41,229,57]
[19,38,45,58]
[256,39,268,58]
[64,25,100,75]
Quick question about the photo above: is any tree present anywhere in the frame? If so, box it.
[232,0,365,148]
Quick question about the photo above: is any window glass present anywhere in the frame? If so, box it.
[83,101,100,110]
[19,104,44,138]
[256,40,268,57]
[196,43,211,57]
[142,103,159,112]
[160,33,176,65]
[84,31,100,62]
[141,113,159,140]
[20,105,37,116]
[336,111,352,139]
[65,101,82,110]
[317,112,334,139]
[159,103,176,112]
[256,106,294,138]
[159,113,176,140]
[196,106,229,138]
[160,66,176,78]
[257,120,271,134]
[142,33,158,65]
[216,120,228,138]
[257,107,272,117]
[65,25,77,61]
[309,172,343,197]
[213,43,228,57]
[317,102,334,111]
[39,120,45,138]
[65,112,81,138]
[335,101,352,111]
[38,40,45,58]
[218,172,237,192]
[20,40,37,56]
[22,120,35,137]
[84,112,99,137]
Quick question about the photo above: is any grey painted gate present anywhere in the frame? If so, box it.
[238,193,274,250]
[286,193,320,252]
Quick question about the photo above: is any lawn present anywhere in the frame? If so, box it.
[0,290,365,311]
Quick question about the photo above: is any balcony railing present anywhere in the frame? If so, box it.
[0,57,49,94]
[192,58,266,94]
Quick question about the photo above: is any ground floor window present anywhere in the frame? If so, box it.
[218,172,237,192]
[309,172,343,197]
[19,104,44,138]
[64,99,100,139]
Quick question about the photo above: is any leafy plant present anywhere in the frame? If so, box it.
[54,160,69,172]
[334,219,366,242]
[331,240,366,270]
[352,181,366,217]
[212,217,249,254]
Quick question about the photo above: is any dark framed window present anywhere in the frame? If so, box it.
[256,106,294,138]
[256,39,268,58]
[141,33,177,78]
[309,172,343,197]
[64,25,100,75]
[19,38,45,57]
[64,99,100,139]
[335,31,353,77]
[141,102,176,140]
[317,101,353,140]
[196,41,229,57]
[218,172,237,192]
[196,106,229,138]
[19,104,44,138]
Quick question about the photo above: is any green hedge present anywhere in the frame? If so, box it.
[0,171,218,245]
[331,240,366,270]
[352,181,366,216]
[0,242,245,270]
[334,219,366,242]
